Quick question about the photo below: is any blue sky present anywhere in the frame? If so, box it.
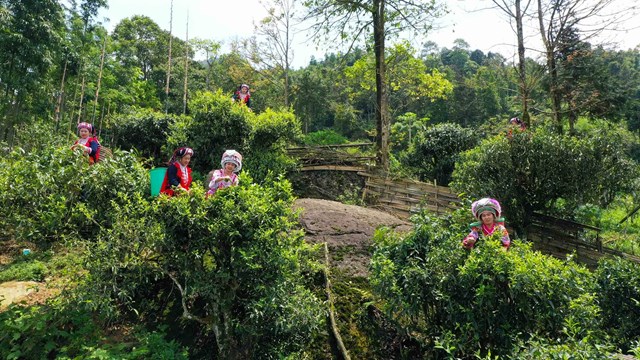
[98,0,640,69]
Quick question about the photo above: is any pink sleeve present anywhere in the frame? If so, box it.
[209,170,223,189]
[462,230,479,249]
[499,225,511,248]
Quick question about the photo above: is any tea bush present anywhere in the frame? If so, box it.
[404,123,478,186]
[0,146,86,243]
[370,213,600,358]
[244,108,301,183]
[0,302,188,359]
[0,144,149,244]
[107,108,185,166]
[451,127,639,231]
[166,90,252,173]
[303,129,348,145]
[165,92,299,184]
[83,178,324,359]
[595,257,640,350]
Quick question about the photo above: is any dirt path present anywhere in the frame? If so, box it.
[0,281,41,308]
[294,198,412,277]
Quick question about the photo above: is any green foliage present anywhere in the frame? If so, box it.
[83,180,324,358]
[249,108,302,149]
[370,213,599,358]
[166,90,252,173]
[0,146,85,243]
[345,41,453,114]
[595,257,640,349]
[404,123,478,185]
[303,129,348,145]
[0,257,48,282]
[166,92,300,183]
[0,303,187,359]
[244,108,302,182]
[0,144,148,244]
[390,112,429,153]
[107,109,184,166]
[512,336,617,360]
[451,127,639,231]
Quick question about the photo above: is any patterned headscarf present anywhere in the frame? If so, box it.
[471,198,502,220]
[509,117,526,130]
[77,122,95,135]
[220,149,242,172]
[169,147,194,164]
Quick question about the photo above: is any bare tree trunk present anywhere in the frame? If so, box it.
[92,37,107,122]
[183,12,190,115]
[568,108,577,135]
[77,76,86,124]
[514,0,531,126]
[55,59,68,130]
[165,0,174,114]
[537,0,562,134]
[284,3,291,107]
[373,0,390,172]
[98,102,105,137]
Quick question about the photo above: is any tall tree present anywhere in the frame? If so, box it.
[303,0,446,171]
[535,0,633,134]
[183,12,190,114]
[0,0,64,141]
[489,0,533,126]
[165,0,174,114]
[190,37,221,91]
[249,0,296,107]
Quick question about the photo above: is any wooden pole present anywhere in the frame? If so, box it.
[323,243,351,360]
[54,59,68,130]
[77,76,86,124]
[92,37,107,123]
[183,11,189,115]
[165,0,174,114]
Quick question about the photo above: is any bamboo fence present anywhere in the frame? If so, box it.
[288,145,640,267]
[527,213,640,268]
[286,143,375,170]
[360,172,461,219]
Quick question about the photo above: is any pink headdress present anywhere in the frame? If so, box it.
[471,198,502,220]
[77,122,95,135]
[221,149,242,172]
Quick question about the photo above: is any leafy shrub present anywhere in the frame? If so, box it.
[0,258,48,282]
[166,90,252,173]
[0,304,99,359]
[0,144,148,244]
[83,179,324,359]
[0,146,86,243]
[512,336,617,360]
[370,213,598,358]
[244,108,301,182]
[303,129,348,145]
[404,123,478,186]
[595,257,640,350]
[167,92,300,183]
[451,127,639,231]
[107,108,185,166]
[0,303,188,359]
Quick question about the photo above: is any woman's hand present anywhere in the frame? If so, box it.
[216,176,231,183]
[462,237,476,249]
[175,186,191,195]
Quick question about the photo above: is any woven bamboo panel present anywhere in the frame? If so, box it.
[527,215,640,268]
[361,172,461,219]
